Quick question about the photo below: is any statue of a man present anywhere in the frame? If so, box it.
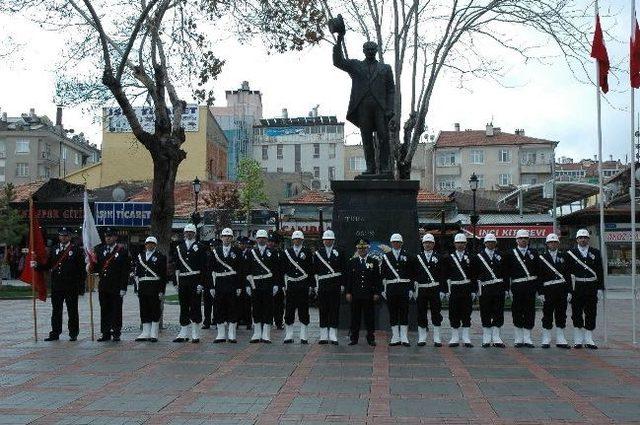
[331,19,395,178]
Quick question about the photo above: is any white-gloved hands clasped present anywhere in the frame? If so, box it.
[196,285,203,294]
[272,286,278,296]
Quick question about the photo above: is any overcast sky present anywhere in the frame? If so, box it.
[0,0,638,163]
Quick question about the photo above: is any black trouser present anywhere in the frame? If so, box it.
[541,285,568,329]
[273,288,285,327]
[416,288,442,328]
[98,291,123,337]
[357,95,391,173]
[285,287,310,326]
[571,287,598,331]
[238,290,252,325]
[511,287,536,329]
[479,285,505,328]
[386,290,409,327]
[252,287,274,325]
[139,293,162,323]
[50,290,79,338]
[215,291,238,324]
[318,288,341,328]
[350,298,375,342]
[448,290,472,329]
[202,289,215,326]
[178,280,202,326]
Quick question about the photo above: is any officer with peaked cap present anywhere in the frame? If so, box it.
[538,233,571,348]
[171,223,208,343]
[471,232,506,348]
[443,233,476,347]
[505,229,540,348]
[313,229,345,345]
[566,229,604,349]
[268,233,286,330]
[134,236,167,342]
[414,233,446,347]
[281,230,313,344]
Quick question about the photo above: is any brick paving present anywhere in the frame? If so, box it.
[0,288,638,424]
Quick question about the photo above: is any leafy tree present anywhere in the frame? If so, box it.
[0,184,27,246]
[237,158,267,226]
[203,183,242,228]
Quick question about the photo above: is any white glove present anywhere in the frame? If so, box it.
[308,287,315,296]
[439,292,446,302]
[340,286,345,294]
[159,293,165,301]
[537,294,545,303]
[196,285,203,294]
[408,291,414,300]
[30,261,37,268]
[236,288,242,297]
[505,290,512,300]
[85,264,91,273]
[273,286,279,296]
[567,293,572,303]
[209,289,215,298]
[381,291,387,300]
[119,290,126,298]
[170,280,177,287]
[597,289,604,300]
[471,293,478,302]
[246,286,252,297]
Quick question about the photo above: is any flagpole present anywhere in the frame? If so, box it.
[632,0,638,345]
[88,274,95,341]
[29,197,38,342]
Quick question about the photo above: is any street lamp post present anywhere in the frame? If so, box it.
[191,177,202,239]
[469,173,479,252]
[318,207,324,234]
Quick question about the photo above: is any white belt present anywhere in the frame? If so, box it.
[479,278,503,286]
[543,279,566,286]
[417,282,439,289]
[448,279,470,285]
[573,276,597,282]
[138,276,160,282]
[383,278,411,284]
[512,275,537,283]
[316,272,342,281]
[178,270,200,277]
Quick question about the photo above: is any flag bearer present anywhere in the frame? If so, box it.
[313,230,345,345]
[414,233,446,347]
[443,233,476,347]
[134,236,167,342]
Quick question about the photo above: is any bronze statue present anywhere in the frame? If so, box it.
[330,15,395,179]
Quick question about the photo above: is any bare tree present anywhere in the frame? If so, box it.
[322,0,595,179]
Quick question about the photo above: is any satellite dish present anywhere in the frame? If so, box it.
[112,187,126,202]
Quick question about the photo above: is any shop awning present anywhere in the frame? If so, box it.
[497,181,600,212]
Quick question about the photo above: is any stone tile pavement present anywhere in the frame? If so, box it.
[0,289,638,423]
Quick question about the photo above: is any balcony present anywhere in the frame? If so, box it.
[434,164,461,176]
[520,162,551,174]
[38,151,59,164]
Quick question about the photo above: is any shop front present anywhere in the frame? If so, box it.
[604,224,640,278]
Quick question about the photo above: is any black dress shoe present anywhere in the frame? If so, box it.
[191,338,200,344]
[402,342,411,347]
[417,341,426,347]
[448,342,459,347]
[481,343,491,348]
[112,336,121,342]
[367,340,376,346]
[349,340,358,345]
[514,343,523,348]
[464,343,474,348]
[173,338,189,343]
[434,342,443,347]
[585,344,598,349]
[524,343,535,348]
[283,339,293,344]
[249,338,260,343]
[574,344,583,349]
[330,340,338,346]
[97,335,111,342]
[541,343,550,349]
[228,339,237,343]
[301,339,308,345]
[69,336,77,342]
[214,338,226,343]
[149,337,158,343]
[556,343,570,349]
[493,342,505,348]
[389,341,401,347]
[261,339,272,344]
[318,340,328,345]
[44,335,59,341]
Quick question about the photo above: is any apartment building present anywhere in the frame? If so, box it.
[432,123,557,193]
[555,156,625,183]
[0,107,101,186]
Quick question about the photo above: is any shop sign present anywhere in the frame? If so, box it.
[95,202,152,227]
[463,225,554,239]
[605,231,640,242]
[14,202,84,225]
[281,221,332,235]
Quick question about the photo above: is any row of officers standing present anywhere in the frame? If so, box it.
[32,225,604,349]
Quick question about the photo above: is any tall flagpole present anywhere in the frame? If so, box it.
[29,197,38,342]
[632,0,638,345]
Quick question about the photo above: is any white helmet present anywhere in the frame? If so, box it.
[390,233,403,243]
[221,228,233,237]
[546,233,559,243]
[322,230,335,240]
[422,233,435,243]
[576,229,590,238]
[255,229,268,238]
[145,236,158,244]
[184,224,197,233]
[454,233,467,243]
[292,230,304,240]
[484,233,497,243]
[515,229,530,239]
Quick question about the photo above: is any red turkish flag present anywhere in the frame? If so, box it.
[19,203,47,302]
[591,14,610,93]
[631,18,640,88]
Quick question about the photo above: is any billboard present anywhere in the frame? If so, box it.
[95,202,152,227]
[104,105,200,133]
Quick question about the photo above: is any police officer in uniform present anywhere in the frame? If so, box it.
[281,231,313,344]
[505,229,540,348]
[345,239,381,346]
[537,233,571,348]
[237,236,253,329]
[268,233,286,330]
[94,228,129,342]
[566,229,604,349]
[201,239,220,330]
[134,236,167,342]
[443,233,476,347]
[172,224,208,343]
[414,233,446,347]
[313,230,344,345]
[472,233,506,348]
[32,227,85,341]
[245,229,280,343]
[209,228,243,343]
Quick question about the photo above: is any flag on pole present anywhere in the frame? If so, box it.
[19,201,47,302]
[82,190,101,267]
[631,17,640,88]
[591,14,610,93]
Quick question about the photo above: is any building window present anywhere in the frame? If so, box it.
[499,173,512,186]
[470,149,484,164]
[74,152,81,165]
[326,125,337,133]
[295,145,301,172]
[0,160,5,182]
[476,174,485,189]
[349,156,366,171]
[521,151,537,165]
[276,144,283,159]
[438,179,456,190]
[16,163,29,177]
[311,126,320,134]
[313,143,320,159]
[499,149,511,163]
[39,165,51,178]
[276,167,283,173]
[329,144,336,159]
[437,152,457,166]
[0,140,6,158]
[262,145,268,160]
[328,166,335,181]
[15,140,30,155]
[313,166,320,178]
[62,146,68,160]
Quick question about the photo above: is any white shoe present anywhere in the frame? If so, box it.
[328,327,338,344]
[319,327,329,344]
[461,327,473,347]
[514,327,524,347]
[191,323,200,343]
[251,323,262,342]
[584,330,598,349]
[173,325,190,342]
[400,325,410,346]
[261,324,271,342]
[433,326,442,346]
[522,329,534,347]
[215,323,227,342]
[449,328,460,347]
[227,322,237,342]
[481,327,491,347]
[491,327,504,347]
[417,326,428,346]
[150,322,159,341]
[283,325,294,343]
[541,329,551,348]
[389,326,400,346]
[555,328,569,348]
[136,323,151,341]
[300,324,308,343]
[573,327,584,348]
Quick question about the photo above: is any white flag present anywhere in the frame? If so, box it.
[82,190,101,265]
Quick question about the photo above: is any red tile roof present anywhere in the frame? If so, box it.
[435,130,556,148]
[417,189,450,203]
[11,180,48,202]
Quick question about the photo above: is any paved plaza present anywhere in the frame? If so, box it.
[0,288,639,424]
